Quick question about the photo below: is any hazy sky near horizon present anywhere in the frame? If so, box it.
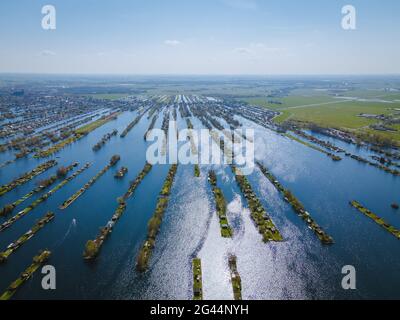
[0,0,399,75]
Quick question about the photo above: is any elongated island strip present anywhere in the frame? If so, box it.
[349,153,400,177]
[350,201,400,239]
[0,162,78,217]
[0,212,54,263]
[206,120,282,242]
[0,160,57,197]
[136,164,178,272]
[0,158,16,170]
[292,130,400,176]
[285,133,342,161]
[93,129,118,151]
[0,163,90,233]
[0,250,51,300]
[186,119,199,155]
[114,166,128,179]
[208,171,233,238]
[83,163,153,260]
[192,258,203,300]
[256,162,334,245]
[194,165,200,177]
[186,118,194,130]
[34,112,120,158]
[144,114,159,140]
[232,166,283,243]
[120,110,147,138]
[228,255,242,300]
[185,118,200,177]
[210,130,234,164]
[60,155,120,210]
[295,130,344,152]
[160,110,170,156]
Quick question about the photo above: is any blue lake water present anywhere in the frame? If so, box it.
[0,110,399,300]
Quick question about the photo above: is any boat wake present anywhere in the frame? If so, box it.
[53,218,77,249]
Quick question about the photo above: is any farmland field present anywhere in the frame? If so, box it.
[246,90,400,143]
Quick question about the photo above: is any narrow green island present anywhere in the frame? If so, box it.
[0,158,16,170]
[290,130,400,176]
[35,112,120,158]
[0,160,57,197]
[60,155,120,209]
[83,163,153,260]
[210,130,234,164]
[194,164,200,177]
[350,201,400,239]
[186,119,199,156]
[0,163,90,233]
[192,258,203,300]
[121,111,146,138]
[136,164,178,272]
[93,129,118,151]
[0,212,55,263]
[114,166,128,179]
[0,162,78,217]
[228,255,242,300]
[208,171,233,238]
[0,250,51,300]
[285,133,342,161]
[144,114,159,140]
[256,162,334,245]
[232,166,283,242]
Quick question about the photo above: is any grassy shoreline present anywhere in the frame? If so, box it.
[35,112,120,158]
[0,212,55,263]
[228,255,242,300]
[0,163,90,233]
[83,163,153,260]
[232,166,283,243]
[0,250,51,300]
[0,162,77,217]
[136,164,178,272]
[192,258,203,300]
[350,201,400,239]
[257,162,334,245]
[60,156,120,210]
[0,160,57,197]
[208,170,233,238]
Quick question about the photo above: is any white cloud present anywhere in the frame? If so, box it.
[164,40,182,46]
[39,50,56,56]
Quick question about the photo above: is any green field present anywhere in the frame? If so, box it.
[276,101,393,128]
[247,96,337,110]
[247,92,400,144]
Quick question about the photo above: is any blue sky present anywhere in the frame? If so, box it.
[0,0,399,74]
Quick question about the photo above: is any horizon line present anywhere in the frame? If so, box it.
[1,72,400,78]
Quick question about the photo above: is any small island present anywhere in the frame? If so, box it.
[350,200,400,239]
[136,164,178,272]
[208,170,233,238]
[60,156,120,209]
[0,250,51,300]
[192,258,203,300]
[232,166,283,243]
[114,166,128,179]
[228,255,242,300]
